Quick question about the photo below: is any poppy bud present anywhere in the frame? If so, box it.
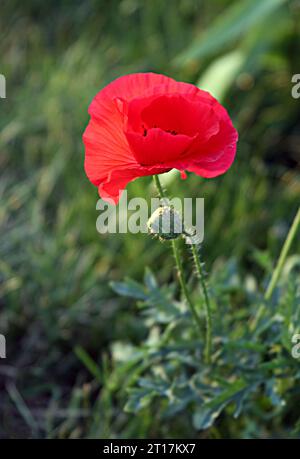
[147,206,184,240]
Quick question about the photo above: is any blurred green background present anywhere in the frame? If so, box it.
[0,0,299,439]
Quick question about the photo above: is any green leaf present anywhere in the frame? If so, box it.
[197,51,245,101]
[265,379,286,408]
[124,388,157,413]
[138,377,169,395]
[193,400,229,431]
[252,249,273,272]
[110,279,147,299]
[144,268,158,290]
[193,380,258,430]
[174,0,286,65]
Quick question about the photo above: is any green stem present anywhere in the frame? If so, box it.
[264,206,300,300]
[153,174,167,200]
[171,238,203,334]
[191,244,212,364]
[153,175,203,335]
[252,206,300,331]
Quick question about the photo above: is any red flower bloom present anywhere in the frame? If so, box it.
[83,73,238,203]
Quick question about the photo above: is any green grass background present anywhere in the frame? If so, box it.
[0,0,299,438]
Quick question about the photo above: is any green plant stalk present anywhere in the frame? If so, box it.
[252,206,300,331]
[153,174,167,202]
[264,206,300,300]
[171,238,203,334]
[152,175,205,350]
[191,244,212,364]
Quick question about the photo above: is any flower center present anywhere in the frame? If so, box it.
[142,125,178,137]
[124,93,215,167]
[139,95,201,137]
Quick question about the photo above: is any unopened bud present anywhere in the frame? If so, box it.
[147,206,184,240]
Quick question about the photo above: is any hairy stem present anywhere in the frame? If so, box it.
[153,176,203,344]
[191,244,212,364]
[171,238,203,334]
[153,174,167,200]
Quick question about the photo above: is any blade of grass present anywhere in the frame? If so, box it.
[174,0,286,66]
[6,383,39,436]
[74,346,102,383]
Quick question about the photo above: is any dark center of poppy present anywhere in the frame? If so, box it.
[139,95,201,138]
[166,129,178,135]
[142,124,178,137]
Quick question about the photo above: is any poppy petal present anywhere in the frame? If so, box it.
[83,73,238,203]
[83,116,138,187]
[126,128,196,166]
[99,165,170,203]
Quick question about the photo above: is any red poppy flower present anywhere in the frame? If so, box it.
[83,72,238,203]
